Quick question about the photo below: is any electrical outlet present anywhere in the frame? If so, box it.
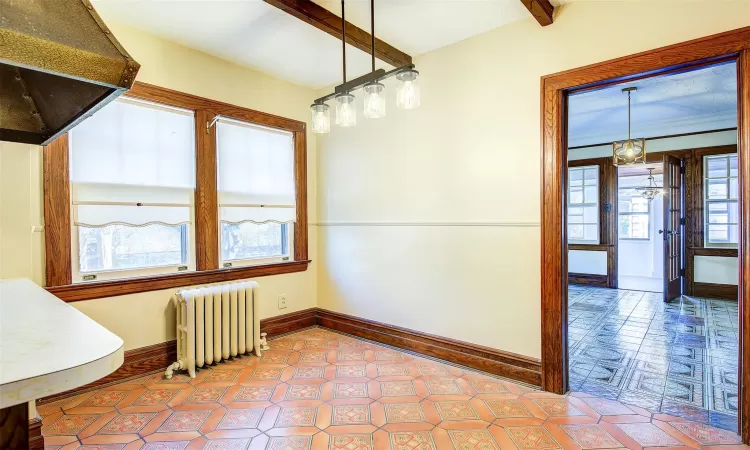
[278,294,288,310]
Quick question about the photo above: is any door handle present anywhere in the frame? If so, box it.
[658,230,679,236]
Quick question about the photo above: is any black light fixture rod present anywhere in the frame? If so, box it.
[371,0,375,73]
[314,64,415,104]
[341,0,346,85]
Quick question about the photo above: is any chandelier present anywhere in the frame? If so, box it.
[310,0,420,134]
[635,168,662,201]
[612,87,646,166]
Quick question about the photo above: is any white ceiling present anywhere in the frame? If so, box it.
[568,61,738,148]
[91,0,530,89]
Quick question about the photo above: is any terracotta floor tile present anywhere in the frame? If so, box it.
[38,327,748,450]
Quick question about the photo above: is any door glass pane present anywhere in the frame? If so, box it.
[707,156,727,178]
[584,186,597,203]
[569,224,584,239]
[569,169,583,184]
[583,206,598,223]
[569,186,583,204]
[707,179,728,199]
[583,224,598,241]
[584,168,597,185]
[729,155,738,177]
[729,178,738,199]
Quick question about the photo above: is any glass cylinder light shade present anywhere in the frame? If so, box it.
[363,82,386,119]
[612,138,646,166]
[396,69,420,110]
[310,103,330,134]
[335,93,357,127]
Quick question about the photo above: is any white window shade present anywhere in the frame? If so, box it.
[217,117,296,225]
[70,98,196,228]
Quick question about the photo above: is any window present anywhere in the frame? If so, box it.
[69,97,196,281]
[44,83,309,300]
[568,166,599,244]
[618,175,657,240]
[216,118,295,267]
[704,154,738,246]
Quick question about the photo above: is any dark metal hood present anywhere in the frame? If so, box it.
[0,0,140,145]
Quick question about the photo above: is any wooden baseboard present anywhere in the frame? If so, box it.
[317,309,541,386]
[693,282,738,300]
[40,306,541,405]
[40,340,176,405]
[261,307,318,336]
[38,309,318,405]
[28,417,43,450]
[568,273,608,287]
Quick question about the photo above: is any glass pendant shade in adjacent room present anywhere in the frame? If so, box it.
[613,138,646,165]
[396,69,420,110]
[310,103,330,134]
[612,87,646,166]
[335,93,357,126]
[363,82,386,118]
[635,168,662,202]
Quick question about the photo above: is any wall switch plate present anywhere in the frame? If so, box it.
[278,294,288,310]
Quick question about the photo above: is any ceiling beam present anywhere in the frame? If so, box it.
[263,0,412,68]
[520,0,555,26]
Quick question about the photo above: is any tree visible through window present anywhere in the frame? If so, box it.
[568,166,599,244]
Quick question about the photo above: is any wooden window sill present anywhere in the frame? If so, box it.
[568,244,612,251]
[46,260,311,302]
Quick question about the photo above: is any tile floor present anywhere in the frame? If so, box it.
[568,285,739,432]
[39,326,748,450]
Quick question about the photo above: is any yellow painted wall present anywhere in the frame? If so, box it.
[0,22,319,351]
[316,1,750,359]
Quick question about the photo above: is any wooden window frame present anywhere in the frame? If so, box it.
[540,27,750,443]
[567,158,617,287]
[44,82,309,302]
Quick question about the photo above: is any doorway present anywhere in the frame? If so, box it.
[540,28,750,443]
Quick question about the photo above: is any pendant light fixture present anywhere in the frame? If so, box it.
[635,168,662,201]
[310,0,420,133]
[613,87,646,166]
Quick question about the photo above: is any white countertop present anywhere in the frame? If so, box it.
[0,278,124,408]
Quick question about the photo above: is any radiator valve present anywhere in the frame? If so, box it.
[259,332,270,351]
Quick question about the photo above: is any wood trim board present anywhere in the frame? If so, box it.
[693,282,738,300]
[568,273,608,287]
[540,26,750,442]
[316,308,542,386]
[28,417,43,450]
[39,307,542,405]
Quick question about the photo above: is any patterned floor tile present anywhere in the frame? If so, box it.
[533,399,584,416]
[42,414,99,435]
[384,403,425,423]
[275,406,317,427]
[332,404,370,425]
[505,426,561,449]
[616,422,680,446]
[39,326,745,450]
[380,381,415,397]
[135,389,180,406]
[234,386,274,402]
[434,401,479,420]
[185,387,227,404]
[81,390,130,407]
[670,421,741,444]
[334,383,368,398]
[560,424,621,449]
[484,399,533,418]
[217,408,263,429]
[286,384,322,400]
[447,429,499,450]
[329,435,372,450]
[293,366,325,379]
[389,431,436,450]
[158,411,211,432]
[424,378,462,395]
[101,412,155,434]
[266,436,312,450]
